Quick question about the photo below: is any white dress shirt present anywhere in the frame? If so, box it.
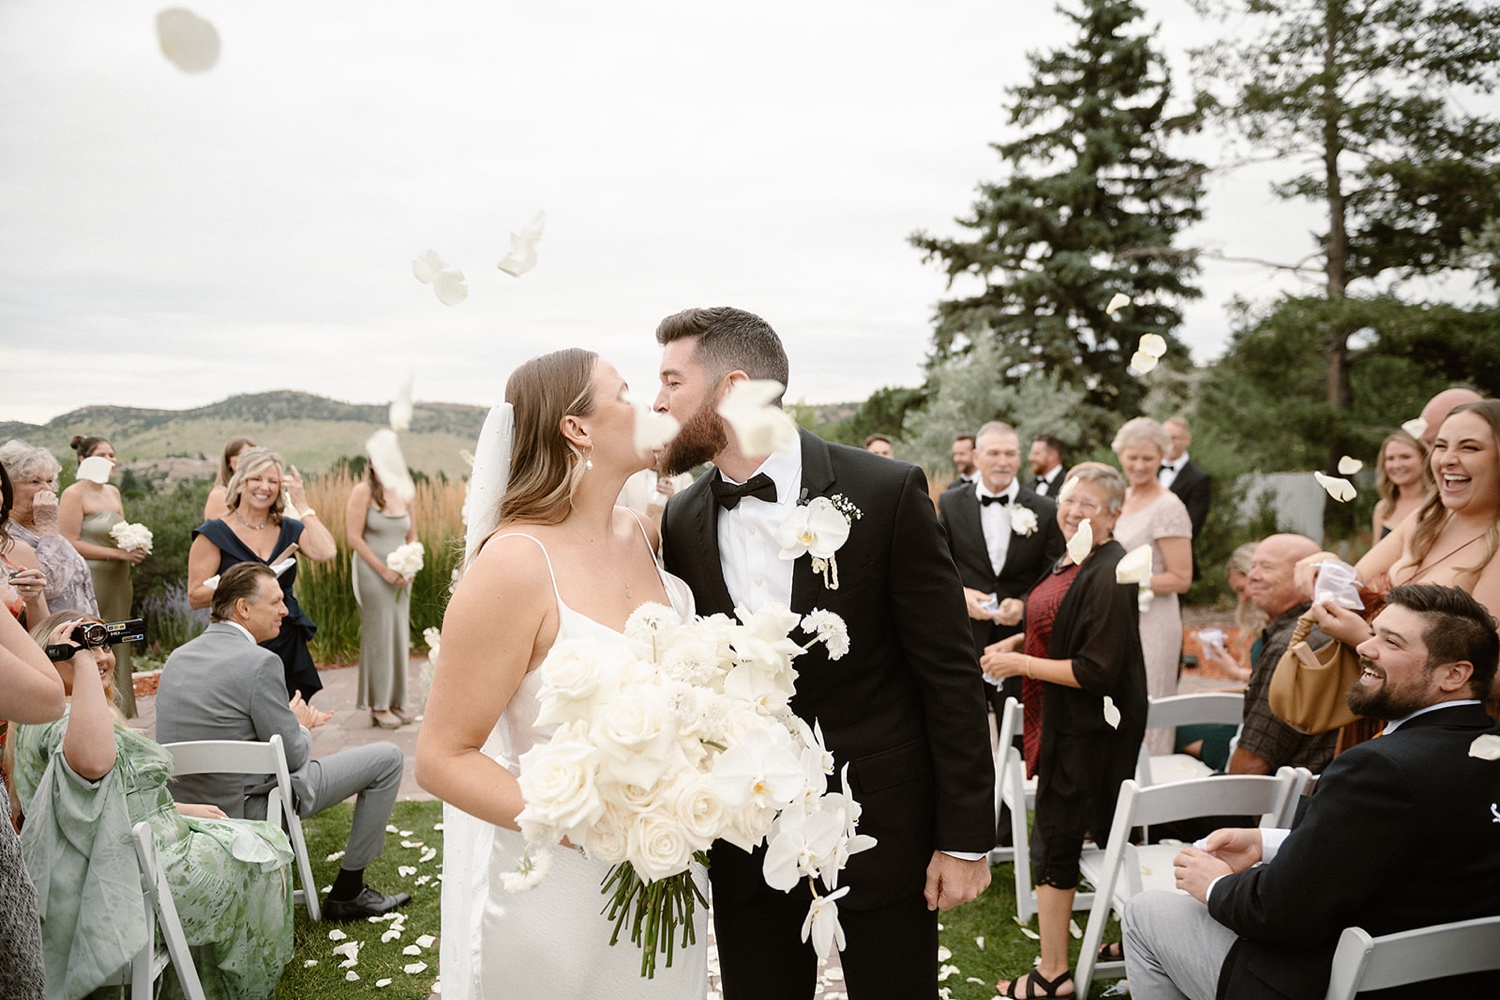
[976,479,1021,576]
[1034,466,1063,497]
[223,620,257,644]
[716,444,802,613]
[1158,453,1190,489]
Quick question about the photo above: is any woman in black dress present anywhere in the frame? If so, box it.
[982,462,1147,998]
[187,448,336,699]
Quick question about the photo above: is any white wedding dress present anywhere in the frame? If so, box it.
[441,522,707,1000]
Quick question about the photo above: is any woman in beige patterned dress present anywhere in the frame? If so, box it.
[1111,417,1193,756]
[347,466,417,729]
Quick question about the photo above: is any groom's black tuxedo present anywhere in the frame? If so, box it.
[661,429,995,999]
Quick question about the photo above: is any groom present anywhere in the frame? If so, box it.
[654,307,995,1000]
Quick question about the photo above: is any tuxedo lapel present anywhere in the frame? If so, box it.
[790,430,837,614]
[678,473,736,616]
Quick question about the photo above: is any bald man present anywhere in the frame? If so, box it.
[1418,387,1483,446]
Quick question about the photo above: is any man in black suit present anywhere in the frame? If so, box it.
[937,421,1065,717]
[945,433,978,491]
[1123,584,1500,1000]
[1159,416,1210,542]
[1026,434,1069,498]
[653,307,995,1000]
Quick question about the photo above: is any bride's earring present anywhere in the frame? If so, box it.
[584,446,594,471]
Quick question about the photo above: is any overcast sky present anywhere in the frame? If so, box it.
[1,0,1323,426]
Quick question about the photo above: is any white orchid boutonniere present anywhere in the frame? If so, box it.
[1009,505,1038,537]
[777,494,862,590]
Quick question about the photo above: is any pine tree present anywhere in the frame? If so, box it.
[910,0,1205,447]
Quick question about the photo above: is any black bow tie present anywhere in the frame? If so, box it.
[1159,463,1177,478]
[711,472,777,510]
[979,493,1011,507]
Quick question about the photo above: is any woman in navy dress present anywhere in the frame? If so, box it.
[187,448,337,699]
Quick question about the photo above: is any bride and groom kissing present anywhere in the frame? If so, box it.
[415,307,997,1000]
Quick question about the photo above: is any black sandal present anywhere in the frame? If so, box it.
[1097,940,1125,962]
[997,968,1076,998]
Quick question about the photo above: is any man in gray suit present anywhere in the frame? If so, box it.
[155,562,410,921]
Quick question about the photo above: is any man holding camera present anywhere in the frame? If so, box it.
[155,561,410,920]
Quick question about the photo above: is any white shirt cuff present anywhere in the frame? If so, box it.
[942,850,987,862]
[1204,828,1289,904]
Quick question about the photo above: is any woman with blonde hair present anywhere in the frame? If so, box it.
[202,435,256,522]
[347,464,417,728]
[188,448,336,699]
[415,348,706,1000]
[1370,429,1432,541]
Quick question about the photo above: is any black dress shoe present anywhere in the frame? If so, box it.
[323,886,413,922]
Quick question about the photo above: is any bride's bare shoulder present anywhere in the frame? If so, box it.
[455,531,557,600]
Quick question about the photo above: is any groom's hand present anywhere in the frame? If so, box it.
[924,852,991,911]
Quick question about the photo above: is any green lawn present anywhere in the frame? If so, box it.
[282,802,1124,999]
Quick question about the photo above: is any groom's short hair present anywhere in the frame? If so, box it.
[656,307,790,397]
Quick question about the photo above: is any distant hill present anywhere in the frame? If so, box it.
[0,391,488,479]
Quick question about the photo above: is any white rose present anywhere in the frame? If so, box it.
[627,807,695,882]
[661,771,727,849]
[1009,506,1039,537]
[593,687,684,787]
[534,639,630,726]
[775,498,851,561]
[516,738,604,831]
[579,802,632,865]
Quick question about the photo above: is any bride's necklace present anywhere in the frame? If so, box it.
[566,522,634,599]
[235,511,270,531]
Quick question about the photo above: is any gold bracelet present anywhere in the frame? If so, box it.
[1025,656,1034,679]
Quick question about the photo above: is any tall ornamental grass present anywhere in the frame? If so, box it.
[297,469,466,664]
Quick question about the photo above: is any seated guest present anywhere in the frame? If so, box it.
[0,441,97,618]
[8,610,294,1000]
[1230,534,1338,775]
[863,433,895,458]
[1123,584,1500,1000]
[1178,543,1262,772]
[155,562,410,921]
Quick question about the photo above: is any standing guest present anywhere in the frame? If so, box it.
[347,465,417,729]
[0,441,97,618]
[10,610,295,1000]
[1371,429,1432,541]
[203,435,256,522]
[1123,585,1500,1000]
[187,447,336,700]
[59,434,143,718]
[946,433,978,491]
[864,433,895,458]
[1159,416,1211,578]
[1,463,49,628]
[1112,418,1194,755]
[1027,434,1069,498]
[1176,543,1263,772]
[981,463,1147,999]
[1416,387,1483,447]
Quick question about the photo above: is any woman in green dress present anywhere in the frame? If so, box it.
[58,436,142,718]
[8,611,295,1000]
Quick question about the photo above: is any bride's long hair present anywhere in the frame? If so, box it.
[494,348,598,529]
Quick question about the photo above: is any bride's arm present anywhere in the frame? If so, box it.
[414,537,554,830]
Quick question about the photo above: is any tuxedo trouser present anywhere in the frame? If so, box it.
[713,885,939,1000]
[296,743,404,870]
[1122,890,1235,1000]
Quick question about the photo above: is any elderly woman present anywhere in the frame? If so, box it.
[0,441,97,619]
[188,448,336,700]
[346,464,417,728]
[1,463,48,628]
[982,463,1147,998]
[203,435,256,522]
[59,434,144,718]
[1371,429,1432,542]
[7,611,293,1000]
[1111,417,1193,755]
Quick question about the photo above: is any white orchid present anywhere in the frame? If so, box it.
[1066,518,1094,565]
[801,885,851,958]
[777,497,854,590]
[709,724,805,811]
[1009,506,1039,537]
[718,379,798,458]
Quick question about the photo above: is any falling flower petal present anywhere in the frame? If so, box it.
[1066,518,1093,565]
[1128,350,1159,375]
[1337,455,1362,475]
[625,391,680,455]
[1401,417,1427,440]
[718,379,798,458]
[1115,544,1153,585]
[1058,476,1078,501]
[77,456,113,484]
[390,374,414,432]
[432,267,468,306]
[367,429,417,503]
[1469,734,1500,760]
[413,250,447,285]
[1103,695,1121,729]
[1313,471,1357,503]
[1139,333,1168,358]
[157,8,220,73]
[497,211,545,277]
[1105,293,1131,316]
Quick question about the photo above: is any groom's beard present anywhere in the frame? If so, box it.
[660,400,728,476]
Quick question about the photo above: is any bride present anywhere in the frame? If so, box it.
[414,348,706,1000]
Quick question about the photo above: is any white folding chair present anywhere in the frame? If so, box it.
[1073,767,1303,998]
[1323,914,1500,999]
[163,733,321,920]
[1134,692,1245,788]
[96,821,207,1000]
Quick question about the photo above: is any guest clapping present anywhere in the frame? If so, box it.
[347,466,417,729]
[0,441,97,618]
[188,448,335,700]
[203,435,255,522]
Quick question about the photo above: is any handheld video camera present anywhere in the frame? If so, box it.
[45,618,147,662]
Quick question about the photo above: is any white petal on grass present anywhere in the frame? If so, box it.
[404,962,429,975]
[376,979,393,988]
[1066,518,1093,566]
[416,934,437,949]
[367,429,417,503]
[1128,350,1159,375]
[1070,919,1083,939]
[157,8,220,73]
[1018,925,1041,940]
[1469,734,1500,760]
[399,829,413,837]
[381,929,402,943]
[937,946,952,961]
[1401,417,1428,440]
[328,929,348,941]
[1105,293,1131,316]
[325,851,344,862]
[397,865,417,877]
[390,374,414,433]
[303,960,318,968]
[938,964,960,981]
[346,971,360,982]
[1313,471,1357,503]
[403,945,422,956]
[419,847,438,863]
[1103,695,1121,730]
[718,380,798,458]
[975,936,985,950]
[1139,333,1168,358]
[1337,455,1363,475]
[497,211,545,277]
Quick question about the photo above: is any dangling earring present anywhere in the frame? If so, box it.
[583,446,594,471]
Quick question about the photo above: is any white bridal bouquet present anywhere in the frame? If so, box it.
[510,601,872,976]
[108,521,153,554]
[386,541,425,579]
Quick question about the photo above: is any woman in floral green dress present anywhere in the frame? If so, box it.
[9,611,295,1000]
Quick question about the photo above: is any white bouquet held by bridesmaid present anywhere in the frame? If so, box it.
[386,541,425,579]
[510,601,871,976]
[108,521,154,554]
